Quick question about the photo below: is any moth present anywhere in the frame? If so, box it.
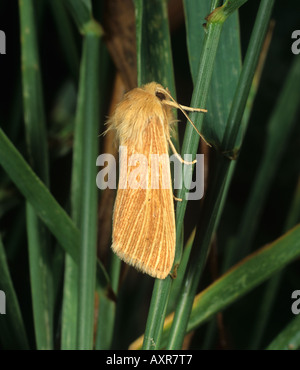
[107,82,207,279]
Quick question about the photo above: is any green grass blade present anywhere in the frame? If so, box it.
[95,254,120,350]
[220,24,274,272]
[183,3,242,349]
[131,224,300,349]
[231,56,300,265]
[248,177,300,349]
[210,0,248,21]
[19,0,49,182]
[19,0,53,349]
[60,0,95,350]
[61,256,78,349]
[210,17,278,350]
[175,224,300,348]
[95,294,116,349]
[0,129,111,292]
[62,0,112,350]
[75,31,101,350]
[167,0,275,349]
[25,204,54,349]
[266,315,300,350]
[204,12,242,146]
[0,128,78,259]
[186,224,300,340]
[284,177,300,232]
[167,230,194,314]
[134,0,175,93]
[64,0,92,33]
[0,237,29,349]
[143,278,172,350]
[167,0,224,349]
[221,0,275,155]
[174,0,223,266]
[184,0,241,253]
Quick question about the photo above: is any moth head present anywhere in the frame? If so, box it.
[155,91,166,101]
[141,82,169,101]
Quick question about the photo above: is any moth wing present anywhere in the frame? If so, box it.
[112,118,175,279]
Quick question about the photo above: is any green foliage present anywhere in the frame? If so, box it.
[0,0,299,350]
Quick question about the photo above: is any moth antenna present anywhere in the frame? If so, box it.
[162,100,207,113]
[157,87,211,147]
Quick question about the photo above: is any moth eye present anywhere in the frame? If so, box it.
[155,91,166,101]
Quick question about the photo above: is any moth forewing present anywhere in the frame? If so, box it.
[111,114,175,279]
[108,82,207,279]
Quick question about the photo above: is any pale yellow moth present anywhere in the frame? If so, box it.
[107,82,207,279]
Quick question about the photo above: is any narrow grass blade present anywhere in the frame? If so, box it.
[25,204,54,349]
[248,177,300,349]
[60,0,95,350]
[211,0,248,21]
[95,255,120,350]
[134,0,175,93]
[59,2,107,349]
[61,256,78,349]
[167,229,194,314]
[204,12,242,146]
[19,0,49,182]
[201,20,275,349]
[266,315,300,350]
[174,0,223,266]
[230,55,300,265]
[221,0,275,155]
[75,32,101,350]
[167,0,275,349]
[167,0,225,349]
[19,0,53,349]
[0,128,77,259]
[64,0,92,33]
[0,237,29,349]
[185,224,300,344]
[183,2,242,349]
[130,224,300,349]
[0,129,111,291]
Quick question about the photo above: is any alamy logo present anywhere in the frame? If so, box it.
[291,290,300,315]
[291,30,300,55]
[0,290,6,314]
[0,30,6,54]
[96,147,205,200]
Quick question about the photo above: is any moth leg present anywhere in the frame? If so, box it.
[159,87,210,147]
[168,138,197,165]
[173,194,182,202]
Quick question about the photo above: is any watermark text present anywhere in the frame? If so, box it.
[0,30,6,54]
[0,290,6,314]
[291,30,300,55]
[291,290,300,315]
[96,146,204,200]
